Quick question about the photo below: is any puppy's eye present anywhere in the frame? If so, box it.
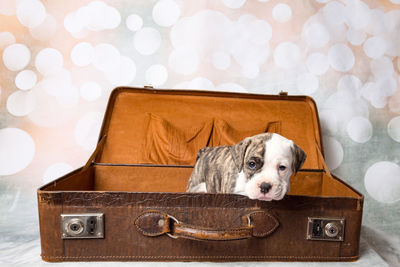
[278,165,286,171]
[247,161,257,170]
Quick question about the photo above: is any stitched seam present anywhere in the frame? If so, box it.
[178,223,250,233]
[41,255,360,260]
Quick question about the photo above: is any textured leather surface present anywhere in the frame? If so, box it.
[135,210,279,241]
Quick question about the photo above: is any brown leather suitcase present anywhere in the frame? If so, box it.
[37,87,363,262]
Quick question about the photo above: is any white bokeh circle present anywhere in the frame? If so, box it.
[152,0,181,27]
[328,44,354,72]
[169,46,199,75]
[2,44,31,71]
[145,64,168,86]
[323,136,344,171]
[363,36,387,59]
[306,53,329,75]
[346,117,373,143]
[319,110,338,135]
[71,42,94,67]
[80,81,102,102]
[75,112,104,151]
[297,73,319,94]
[133,27,161,55]
[16,0,46,28]
[365,161,400,203]
[304,23,330,49]
[346,28,366,46]
[6,90,36,117]
[272,3,292,23]
[93,43,121,72]
[43,162,73,184]
[29,14,57,41]
[212,51,231,70]
[322,1,345,26]
[337,75,362,97]
[105,56,136,86]
[370,57,394,79]
[344,0,370,30]
[221,0,246,9]
[0,128,35,175]
[0,32,16,49]
[388,116,400,143]
[273,42,300,69]
[126,14,143,32]
[35,48,63,75]
[15,70,37,91]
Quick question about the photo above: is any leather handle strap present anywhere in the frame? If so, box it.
[134,210,279,241]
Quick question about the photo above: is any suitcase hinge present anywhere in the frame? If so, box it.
[279,91,288,96]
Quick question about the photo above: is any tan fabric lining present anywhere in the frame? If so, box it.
[41,164,359,198]
[98,91,321,169]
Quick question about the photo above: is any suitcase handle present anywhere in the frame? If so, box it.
[135,210,279,241]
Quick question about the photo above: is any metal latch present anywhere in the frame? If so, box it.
[61,213,104,239]
[279,91,288,96]
[306,217,344,242]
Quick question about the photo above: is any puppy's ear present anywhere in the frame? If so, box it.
[291,144,306,175]
[230,137,252,171]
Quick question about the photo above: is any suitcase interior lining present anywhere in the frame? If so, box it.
[97,90,323,170]
[41,164,360,198]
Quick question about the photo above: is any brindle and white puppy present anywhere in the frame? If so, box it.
[186,133,306,201]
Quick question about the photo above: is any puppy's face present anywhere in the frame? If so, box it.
[233,133,306,201]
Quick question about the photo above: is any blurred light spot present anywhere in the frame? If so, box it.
[388,116,400,142]
[365,162,400,203]
[15,70,37,91]
[6,90,36,116]
[74,112,103,151]
[145,64,168,86]
[363,36,387,59]
[272,3,292,23]
[273,42,300,69]
[71,42,94,67]
[306,53,329,75]
[322,136,344,171]
[169,46,199,75]
[43,163,73,184]
[16,0,46,28]
[328,44,354,72]
[80,81,102,102]
[0,128,35,175]
[35,48,63,75]
[29,14,57,41]
[93,43,121,72]
[0,32,16,49]
[221,0,246,9]
[105,56,136,86]
[346,116,373,143]
[126,14,143,32]
[152,0,181,27]
[297,73,319,94]
[2,44,31,71]
[133,27,161,55]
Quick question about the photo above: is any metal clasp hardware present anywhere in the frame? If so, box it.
[144,85,154,89]
[166,214,180,239]
[61,213,104,239]
[306,217,345,242]
[279,91,288,96]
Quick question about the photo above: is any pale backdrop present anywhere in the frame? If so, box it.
[0,0,399,266]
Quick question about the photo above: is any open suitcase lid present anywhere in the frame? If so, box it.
[94,87,324,171]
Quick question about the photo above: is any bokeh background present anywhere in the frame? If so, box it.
[0,0,399,265]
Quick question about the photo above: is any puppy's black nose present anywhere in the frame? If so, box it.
[260,182,272,194]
